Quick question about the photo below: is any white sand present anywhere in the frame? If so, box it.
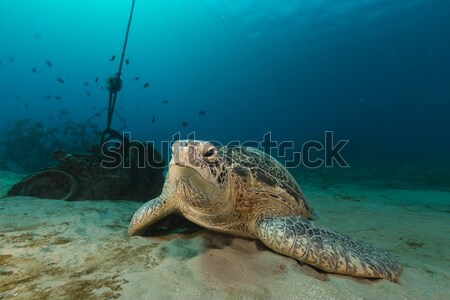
[1,170,449,299]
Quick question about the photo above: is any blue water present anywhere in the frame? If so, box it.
[1,3,450,298]
[0,0,449,183]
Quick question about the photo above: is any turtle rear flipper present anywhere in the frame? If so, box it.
[257,216,402,281]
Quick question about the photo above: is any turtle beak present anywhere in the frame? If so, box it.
[171,140,189,167]
[171,140,204,167]
[170,142,206,185]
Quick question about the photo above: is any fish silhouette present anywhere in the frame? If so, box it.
[32,68,37,73]
[182,121,188,127]
[109,55,115,61]
[144,82,150,88]
[45,60,53,68]
[57,78,65,84]
[134,76,139,81]
[199,110,206,115]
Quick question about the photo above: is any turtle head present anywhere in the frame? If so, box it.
[169,140,228,209]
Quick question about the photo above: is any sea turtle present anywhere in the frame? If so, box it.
[129,140,402,281]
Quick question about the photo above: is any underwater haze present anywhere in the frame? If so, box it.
[1,0,450,180]
[2,1,450,299]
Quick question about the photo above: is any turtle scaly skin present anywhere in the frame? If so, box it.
[129,140,402,281]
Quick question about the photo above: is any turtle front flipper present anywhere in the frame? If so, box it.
[128,183,178,236]
[257,216,402,281]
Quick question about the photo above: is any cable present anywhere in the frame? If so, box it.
[118,0,136,77]
[100,0,136,146]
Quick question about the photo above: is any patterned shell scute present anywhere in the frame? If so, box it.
[220,145,303,202]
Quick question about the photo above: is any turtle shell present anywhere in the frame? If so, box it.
[220,145,312,215]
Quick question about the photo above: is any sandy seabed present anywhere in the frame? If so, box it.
[0,171,449,300]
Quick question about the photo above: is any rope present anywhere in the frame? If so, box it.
[100,0,136,146]
[118,0,136,77]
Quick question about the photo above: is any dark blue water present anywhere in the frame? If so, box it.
[0,0,449,185]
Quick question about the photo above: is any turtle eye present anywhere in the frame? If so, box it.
[203,147,218,160]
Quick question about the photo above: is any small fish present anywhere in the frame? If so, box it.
[33,33,43,39]
[109,55,115,61]
[24,103,28,108]
[95,77,99,83]
[198,110,206,115]
[95,112,101,117]
[54,96,62,100]
[57,78,65,83]
[126,59,129,65]
[182,121,188,127]
[152,115,155,123]
[45,60,53,68]
[44,95,53,99]
[32,68,37,73]
[86,92,91,96]
[16,96,20,100]
[92,106,96,110]
[9,57,13,62]
[134,76,139,81]
[143,82,150,88]
[163,100,169,104]
[83,81,89,86]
